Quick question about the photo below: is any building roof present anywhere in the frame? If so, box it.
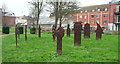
[110,1,120,5]
[36,18,60,25]
[81,4,109,9]
[50,4,109,17]
[79,4,109,13]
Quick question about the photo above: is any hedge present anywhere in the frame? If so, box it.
[30,28,36,34]
[2,26,9,34]
[18,27,23,34]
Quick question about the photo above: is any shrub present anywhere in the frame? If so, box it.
[30,28,36,34]
[19,27,23,34]
[112,31,120,35]
[2,26,9,34]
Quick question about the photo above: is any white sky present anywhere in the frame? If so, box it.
[0,0,120,17]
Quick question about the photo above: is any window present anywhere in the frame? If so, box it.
[116,16,120,23]
[80,15,82,19]
[105,8,108,11]
[96,20,99,24]
[80,11,83,13]
[91,15,94,18]
[117,5,120,12]
[92,9,95,12]
[91,27,94,30]
[85,10,87,13]
[84,15,87,19]
[102,27,105,29]
[103,20,107,24]
[70,21,73,24]
[116,16,118,23]
[74,16,76,19]
[98,9,100,11]
[91,20,94,24]
[84,21,87,24]
[104,14,107,18]
[96,14,99,18]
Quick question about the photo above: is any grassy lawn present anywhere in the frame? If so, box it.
[10,28,30,33]
[2,33,118,62]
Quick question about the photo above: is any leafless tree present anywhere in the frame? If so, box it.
[28,0,44,33]
[47,1,81,29]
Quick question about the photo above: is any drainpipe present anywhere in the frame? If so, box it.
[109,4,111,31]
[112,9,115,31]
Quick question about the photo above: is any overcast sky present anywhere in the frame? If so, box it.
[0,0,120,17]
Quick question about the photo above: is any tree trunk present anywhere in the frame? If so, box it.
[36,0,40,34]
[59,16,62,27]
[55,2,58,29]
[33,18,35,28]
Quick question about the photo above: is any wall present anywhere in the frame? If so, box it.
[2,16,15,27]
[73,11,109,30]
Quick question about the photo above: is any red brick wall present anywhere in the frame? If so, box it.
[109,4,120,23]
[109,4,116,23]
[49,3,120,30]
[2,16,16,27]
[73,11,109,29]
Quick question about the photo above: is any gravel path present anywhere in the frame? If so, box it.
[0,33,15,38]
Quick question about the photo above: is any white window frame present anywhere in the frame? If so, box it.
[96,20,99,24]
[85,10,87,13]
[84,21,87,24]
[92,9,95,12]
[91,15,94,18]
[80,11,83,13]
[96,14,99,18]
[117,5,120,12]
[80,15,82,19]
[84,15,87,19]
[105,8,108,11]
[98,9,100,11]
[103,20,107,24]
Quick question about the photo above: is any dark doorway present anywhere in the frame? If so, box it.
[118,24,120,31]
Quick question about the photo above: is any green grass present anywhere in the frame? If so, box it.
[2,34,118,62]
[9,28,15,33]
[10,28,30,33]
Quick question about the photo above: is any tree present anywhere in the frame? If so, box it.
[28,2,37,28]
[28,0,44,31]
[47,1,81,29]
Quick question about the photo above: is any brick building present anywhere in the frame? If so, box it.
[73,1,120,31]
[2,16,16,27]
[50,0,120,31]
[109,1,120,31]
[72,4,109,30]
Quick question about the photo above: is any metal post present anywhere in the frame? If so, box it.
[25,25,27,42]
[15,25,17,48]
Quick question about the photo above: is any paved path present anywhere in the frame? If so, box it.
[0,33,31,38]
[0,33,15,38]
